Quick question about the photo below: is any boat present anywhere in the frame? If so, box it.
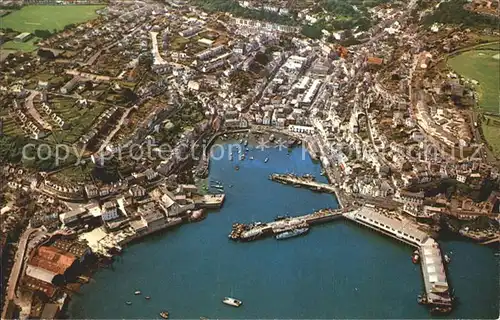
[269,134,275,142]
[125,301,132,306]
[134,290,141,295]
[145,296,151,300]
[430,306,452,314]
[249,156,254,160]
[412,250,420,264]
[240,154,245,160]
[275,228,309,240]
[229,153,233,161]
[274,214,289,221]
[244,140,248,146]
[159,311,169,319]
[264,157,269,163]
[235,165,239,171]
[444,254,451,264]
[222,297,242,307]
[200,317,209,320]
[417,294,427,305]
[239,139,243,144]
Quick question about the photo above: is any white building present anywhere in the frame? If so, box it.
[102,201,119,221]
[288,125,315,134]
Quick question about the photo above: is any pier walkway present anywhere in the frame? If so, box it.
[229,205,453,312]
[269,173,344,207]
[229,208,344,241]
[343,207,428,248]
[344,207,452,311]
[419,238,453,310]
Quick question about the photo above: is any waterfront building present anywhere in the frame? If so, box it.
[59,207,87,226]
[26,246,80,285]
[101,201,119,222]
[288,125,315,135]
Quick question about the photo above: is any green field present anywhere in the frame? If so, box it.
[448,43,500,114]
[1,37,40,52]
[482,116,500,157]
[1,5,104,33]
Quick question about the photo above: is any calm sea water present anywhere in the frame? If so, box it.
[69,145,499,319]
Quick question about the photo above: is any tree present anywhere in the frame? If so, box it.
[37,48,55,60]
[138,52,154,71]
[301,24,323,39]
[33,29,52,39]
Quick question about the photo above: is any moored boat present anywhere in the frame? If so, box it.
[159,311,169,319]
[274,214,290,221]
[444,254,451,264]
[222,297,242,307]
[275,227,309,240]
[417,294,427,305]
[412,250,420,264]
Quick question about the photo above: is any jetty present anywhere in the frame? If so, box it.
[229,208,343,241]
[228,205,453,314]
[269,173,338,194]
[269,173,345,208]
[344,207,452,313]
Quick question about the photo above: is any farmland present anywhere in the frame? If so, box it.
[448,43,500,114]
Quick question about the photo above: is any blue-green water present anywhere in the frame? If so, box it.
[69,145,499,319]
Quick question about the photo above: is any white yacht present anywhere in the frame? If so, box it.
[222,297,242,307]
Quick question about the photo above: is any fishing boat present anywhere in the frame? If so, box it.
[125,301,132,306]
[264,157,269,163]
[444,254,451,264]
[134,290,141,295]
[222,297,242,307]
[412,250,420,264]
[275,228,309,240]
[159,311,169,319]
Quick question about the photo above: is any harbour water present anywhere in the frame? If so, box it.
[69,144,499,319]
